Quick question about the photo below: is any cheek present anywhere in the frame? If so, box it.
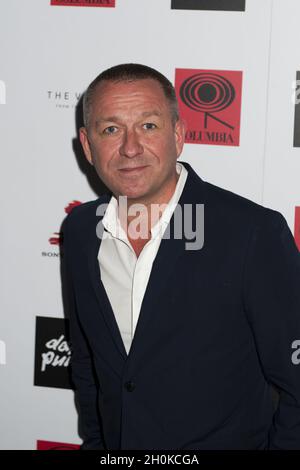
[144,135,172,156]
[90,140,118,166]
[151,137,177,162]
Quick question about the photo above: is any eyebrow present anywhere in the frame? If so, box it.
[140,111,162,118]
[95,110,163,126]
[96,116,119,125]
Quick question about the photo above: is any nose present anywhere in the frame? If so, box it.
[119,129,144,158]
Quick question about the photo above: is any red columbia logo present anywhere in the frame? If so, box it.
[295,207,300,251]
[51,0,115,7]
[175,69,243,146]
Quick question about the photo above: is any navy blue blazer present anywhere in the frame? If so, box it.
[62,161,300,450]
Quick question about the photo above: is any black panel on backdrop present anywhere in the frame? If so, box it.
[294,71,300,147]
[34,316,73,389]
[171,0,246,11]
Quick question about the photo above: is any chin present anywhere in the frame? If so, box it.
[124,189,153,202]
[123,191,146,201]
[116,184,149,200]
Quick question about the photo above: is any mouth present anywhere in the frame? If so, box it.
[118,165,148,174]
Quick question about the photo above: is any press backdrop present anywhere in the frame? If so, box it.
[0,0,299,450]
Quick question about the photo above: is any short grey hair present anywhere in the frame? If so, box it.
[82,63,179,129]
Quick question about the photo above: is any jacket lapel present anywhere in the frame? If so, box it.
[127,162,205,359]
[87,194,128,365]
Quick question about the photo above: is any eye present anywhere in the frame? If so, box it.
[103,126,118,135]
[142,122,157,130]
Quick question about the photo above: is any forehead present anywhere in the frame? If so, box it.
[91,79,170,116]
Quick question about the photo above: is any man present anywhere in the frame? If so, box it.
[63,63,300,450]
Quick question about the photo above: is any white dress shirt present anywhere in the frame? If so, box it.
[98,162,188,355]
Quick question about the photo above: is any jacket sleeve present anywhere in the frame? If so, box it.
[243,209,300,449]
[62,214,106,450]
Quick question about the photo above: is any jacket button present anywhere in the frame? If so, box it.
[124,381,135,392]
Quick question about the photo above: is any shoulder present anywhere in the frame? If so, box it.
[201,179,285,229]
[62,194,112,249]
[183,162,283,228]
[199,180,294,261]
[64,194,111,230]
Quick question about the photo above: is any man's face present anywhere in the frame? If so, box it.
[79,79,185,204]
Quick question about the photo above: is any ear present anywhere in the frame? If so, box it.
[79,127,93,166]
[174,118,186,157]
